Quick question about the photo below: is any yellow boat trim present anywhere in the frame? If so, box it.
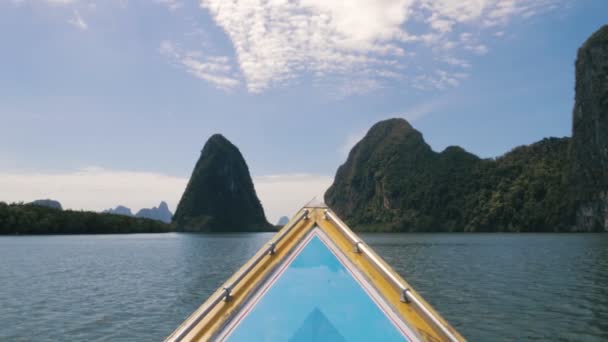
[166,202,465,342]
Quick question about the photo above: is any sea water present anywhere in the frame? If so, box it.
[0,233,606,341]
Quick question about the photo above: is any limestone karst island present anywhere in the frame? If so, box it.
[1,3,607,341]
[3,26,607,235]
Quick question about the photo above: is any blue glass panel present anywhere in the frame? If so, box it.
[224,234,409,341]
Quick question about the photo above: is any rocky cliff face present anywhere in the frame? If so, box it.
[325,119,437,231]
[173,134,272,232]
[325,119,574,232]
[571,25,608,232]
[325,26,608,233]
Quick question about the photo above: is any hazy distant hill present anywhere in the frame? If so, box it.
[29,199,62,210]
[135,201,172,224]
[104,202,172,223]
[276,216,289,226]
[0,202,170,235]
[326,25,608,233]
[104,205,133,216]
[173,134,273,232]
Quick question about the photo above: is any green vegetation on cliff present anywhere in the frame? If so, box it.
[570,25,608,231]
[326,25,608,233]
[0,202,170,235]
[173,134,272,232]
[325,120,576,232]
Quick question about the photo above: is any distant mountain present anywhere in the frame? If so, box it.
[1,203,170,235]
[104,202,172,223]
[173,134,273,232]
[104,205,133,217]
[29,199,62,210]
[325,25,608,233]
[276,216,289,226]
[135,201,172,224]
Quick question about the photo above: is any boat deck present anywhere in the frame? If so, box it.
[166,203,464,341]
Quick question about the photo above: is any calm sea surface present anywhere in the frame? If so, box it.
[0,233,607,341]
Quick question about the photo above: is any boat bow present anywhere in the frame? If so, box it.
[166,202,464,342]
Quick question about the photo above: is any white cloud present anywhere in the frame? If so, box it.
[441,56,471,69]
[160,40,240,90]
[0,168,332,225]
[68,9,87,30]
[413,69,469,90]
[469,44,489,55]
[420,0,557,28]
[199,0,417,93]
[156,0,183,11]
[11,0,563,94]
[194,0,561,93]
[336,78,383,98]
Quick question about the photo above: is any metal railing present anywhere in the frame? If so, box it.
[324,210,460,342]
[166,209,309,342]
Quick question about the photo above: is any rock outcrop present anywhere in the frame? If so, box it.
[173,134,272,232]
[326,25,608,233]
[325,119,574,232]
[571,25,608,232]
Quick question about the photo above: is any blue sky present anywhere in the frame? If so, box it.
[1,0,606,222]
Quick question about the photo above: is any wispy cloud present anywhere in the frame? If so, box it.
[0,168,332,224]
[10,0,564,94]
[13,0,91,30]
[159,40,240,90]
[195,0,562,93]
[11,0,79,6]
[413,69,469,90]
[156,0,183,11]
[68,9,87,30]
[199,0,415,93]
[398,99,446,122]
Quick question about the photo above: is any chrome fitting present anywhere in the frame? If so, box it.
[222,287,232,302]
[400,288,411,303]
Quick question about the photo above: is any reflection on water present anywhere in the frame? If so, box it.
[0,233,607,341]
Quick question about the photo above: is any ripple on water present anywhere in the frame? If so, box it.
[0,233,606,341]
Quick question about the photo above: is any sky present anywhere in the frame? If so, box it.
[0,0,606,223]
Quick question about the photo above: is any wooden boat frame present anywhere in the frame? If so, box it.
[166,202,465,342]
